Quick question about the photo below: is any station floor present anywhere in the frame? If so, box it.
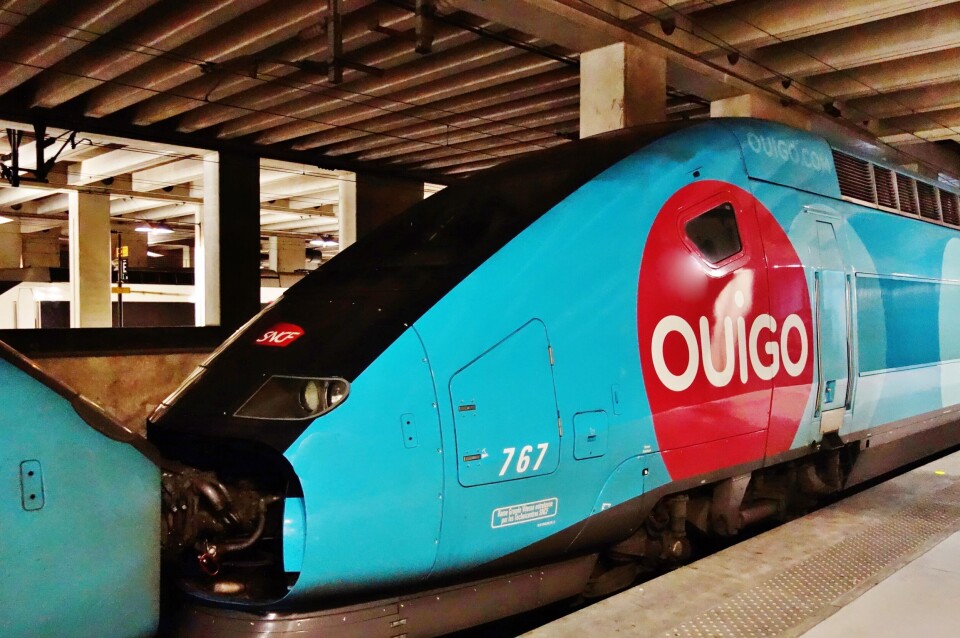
[525,448,960,638]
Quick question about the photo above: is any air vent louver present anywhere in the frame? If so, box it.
[896,174,918,215]
[830,148,958,229]
[941,189,960,226]
[874,166,897,209]
[832,150,874,202]
[917,182,940,221]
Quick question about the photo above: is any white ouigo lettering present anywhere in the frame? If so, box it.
[651,310,808,392]
[652,315,699,392]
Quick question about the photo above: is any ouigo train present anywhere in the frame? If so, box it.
[5,118,960,637]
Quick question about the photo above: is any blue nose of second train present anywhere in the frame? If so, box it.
[281,327,444,598]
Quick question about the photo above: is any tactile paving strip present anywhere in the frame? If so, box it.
[662,480,960,638]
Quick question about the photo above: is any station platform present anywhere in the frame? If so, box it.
[526,449,960,638]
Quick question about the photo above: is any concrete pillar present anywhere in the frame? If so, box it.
[268,236,306,273]
[0,219,21,269]
[197,152,260,330]
[68,191,111,328]
[337,170,357,252]
[22,229,60,268]
[710,93,811,130]
[580,42,666,138]
[355,173,424,238]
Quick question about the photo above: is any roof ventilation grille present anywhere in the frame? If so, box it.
[941,189,960,226]
[896,174,919,216]
[873,166,897,209]
[832,149,874,203]
[917,182,940,221]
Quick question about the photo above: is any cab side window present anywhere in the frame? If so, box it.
[684,203,742,265]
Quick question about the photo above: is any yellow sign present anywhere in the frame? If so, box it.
[112,287,131,294]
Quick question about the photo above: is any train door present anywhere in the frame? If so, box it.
[811,217,851,433]
[450,319,561,487]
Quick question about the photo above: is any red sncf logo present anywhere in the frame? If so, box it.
[255,323,304,347]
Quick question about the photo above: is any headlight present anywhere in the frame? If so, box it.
[235,376,350,420]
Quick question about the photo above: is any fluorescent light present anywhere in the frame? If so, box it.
[147,251,162,258]
[309,236,338,247]
[0,215,13,225]
[135,221,175,234]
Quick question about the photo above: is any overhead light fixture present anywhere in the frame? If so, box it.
[134,221,175,234]
[147,251,163,258]
[309,235,338,248]
[0,215,13,225]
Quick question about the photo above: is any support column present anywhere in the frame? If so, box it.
[580,42,666,138]
[337,170,357,252]
[0,219,21,269]
[197,152,260,330]
[268,236,306,272]
[710,93,811,130]
[269,236,306,287]
[355,173,424,238]
[68,191,111,328]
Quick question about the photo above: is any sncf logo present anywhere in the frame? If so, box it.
[255,323,304,347]
[651,291,809,392]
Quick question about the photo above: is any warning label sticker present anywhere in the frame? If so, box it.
[491,497,558,529]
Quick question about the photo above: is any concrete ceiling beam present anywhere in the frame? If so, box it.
[219,36,545,141]
[31,0,272,109]
[260,217,339,232]
[67,148,183,186]
[0,1,55,40]
[749,4,960,80]
[253,50,567,145]
[844,80,960,122]
[132,203,200,221]
[413,137,566,171]
[291,67,578,151]
[131,157,209,191]
[0,0,162,95]
[0,186,49,206]
[874,107,960,143]
[361,106,578,162]
[177,17,503,135]
[82,0,342,118]
[792,48,960,104]
[109,197,175,216]
[318,87,578,158]
[260,175,341,200]
[673,0,959,55]
[286,187,340,209]
[132,1,414,126]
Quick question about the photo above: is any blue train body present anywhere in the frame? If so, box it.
[0,346,160,637]
[5,118,960,636]
[263,119,960,597]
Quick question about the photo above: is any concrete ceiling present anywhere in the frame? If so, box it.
[0,0,958,242]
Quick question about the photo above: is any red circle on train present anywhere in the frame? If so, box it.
[637,180,814,480]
